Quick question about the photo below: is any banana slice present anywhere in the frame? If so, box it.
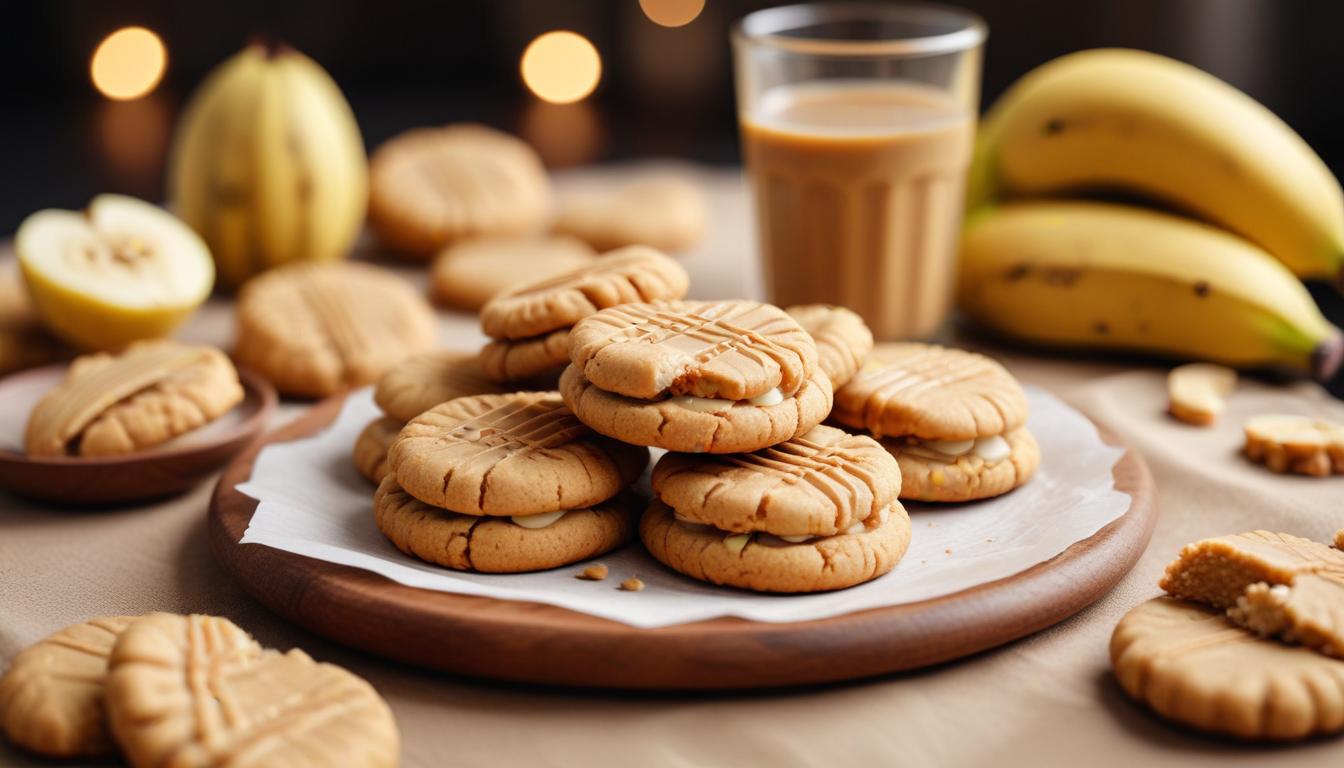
[1167,363,1237,426]
[16,195,214,351]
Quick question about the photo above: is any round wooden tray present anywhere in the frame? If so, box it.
[209,394,1157,691]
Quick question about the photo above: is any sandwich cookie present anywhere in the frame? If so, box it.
[641,425,911,592]
[833,343,1038,501]
[476,246,688,382]
[786,304,874,388]
[562,300,832,454]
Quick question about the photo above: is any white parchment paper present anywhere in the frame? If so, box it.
[238,386,1130,628]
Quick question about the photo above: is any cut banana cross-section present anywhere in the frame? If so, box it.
[16,195,214,351]
[1167,363,1237,426]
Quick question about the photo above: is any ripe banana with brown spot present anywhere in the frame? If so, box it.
[957,201,1343,380]
[168,43,367,288]
[969,48,1344,286]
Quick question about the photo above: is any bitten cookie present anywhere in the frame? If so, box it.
[430,235,595,311]
[106,613,399,768]
[388,392,648,516]
[1111,597,1344,741]
[25,341,243,457]
[374,476,635,573]
[553,175,707,252]
[373,351,506,422]
[832,343,1035,501]
[369,124,551,259]
[562,300,830,453]
[1160,530,1344,658]
[353,417,402,484]
[1243,414,1344,476]
[785,304,873,388]
[0,616,135,758]
[235,262,437,398]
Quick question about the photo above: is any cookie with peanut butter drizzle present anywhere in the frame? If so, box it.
[374,476,636,573]
[235,262,436,398]
[25,340,243,457]
[832,343,1037,501]
[640,425,909,592]
[562,299,832,453]
[387,392,647,516]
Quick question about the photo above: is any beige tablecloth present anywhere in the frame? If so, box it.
[3,167,1343,767]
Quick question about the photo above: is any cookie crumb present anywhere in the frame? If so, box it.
[944,547,953,555]
[578,564,609,581]
[619,577,645,592]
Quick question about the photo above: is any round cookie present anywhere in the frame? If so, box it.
[480,246,689,341]
[430,235,595,311]
[640,499,911,593]
[786,304,874,388]
[0,269,64,376]
[373,350,506,422]
[353,417,402,484]
[25,341,243,457]
[369,123,551,259]
[374,476,635,573]
[1111,597,1344,741]
[561,364,833,454]
[0,616,135,758]
[235,262,437,398]
[568,300,818,401]
[652,425,900,536]
[388,392,648,516]
[554,175,707,253]
[883,427,1040,502]
[478,329,570,382]
[106,613,399,768]
[832,343,1028,440]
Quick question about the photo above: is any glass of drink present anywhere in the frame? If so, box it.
[733,3,986,340]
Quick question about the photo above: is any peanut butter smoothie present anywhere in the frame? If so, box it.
[742,80,974,340]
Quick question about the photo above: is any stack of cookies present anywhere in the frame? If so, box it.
[475,246,689,383]
[832,343,1040,503]
[374,392,649,573]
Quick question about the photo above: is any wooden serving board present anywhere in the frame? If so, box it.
[208,394,1157,691]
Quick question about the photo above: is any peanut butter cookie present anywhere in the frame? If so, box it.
[430,235,595,311]
[785,304,873,388]
[0,616,135,758]
[640,499,911,593]
[353,417,401,484]
[373,350,505,422]
[388,392,647,516]
[1111,597,1344,741]
[554,175,707,252]
[881,427,1040,502]
[235,262,436,398]
[374,477,635,573]
[1243,414,1344,476]
[369,124,550,259]
[25,340,243,457]
[107,613,399,768]
[478,329,571,382]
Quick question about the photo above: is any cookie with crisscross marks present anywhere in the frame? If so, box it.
[651,425,900,537]
[373,350,506,422]
[786,304,873,388]
[569,300,817,400]
[388,392,647,516]
[832,343,1027,440]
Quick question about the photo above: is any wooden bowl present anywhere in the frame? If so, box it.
[0,365,276,505]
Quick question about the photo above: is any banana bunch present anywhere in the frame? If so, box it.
[962,48,1343,379]
[168,43,367,288]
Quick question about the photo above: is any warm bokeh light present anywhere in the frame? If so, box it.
[90,26,167,100]
[521,31,601,104]
[639,0,705,27]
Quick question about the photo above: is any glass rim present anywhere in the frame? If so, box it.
[733,2,987,58]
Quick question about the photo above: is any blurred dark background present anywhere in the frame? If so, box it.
[2,0,1343,393]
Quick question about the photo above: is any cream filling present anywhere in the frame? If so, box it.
[677,505,889,549]
[665,387,784,413]
[510,510,567,529]
[903,434,1011,464]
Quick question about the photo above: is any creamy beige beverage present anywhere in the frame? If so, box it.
[742,81,974,339]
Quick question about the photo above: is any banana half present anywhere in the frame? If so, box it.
[16,195,214,351]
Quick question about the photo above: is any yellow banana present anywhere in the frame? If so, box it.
[957,201,1343,380]
[970,48,1344,285]
[168,43,367,288]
